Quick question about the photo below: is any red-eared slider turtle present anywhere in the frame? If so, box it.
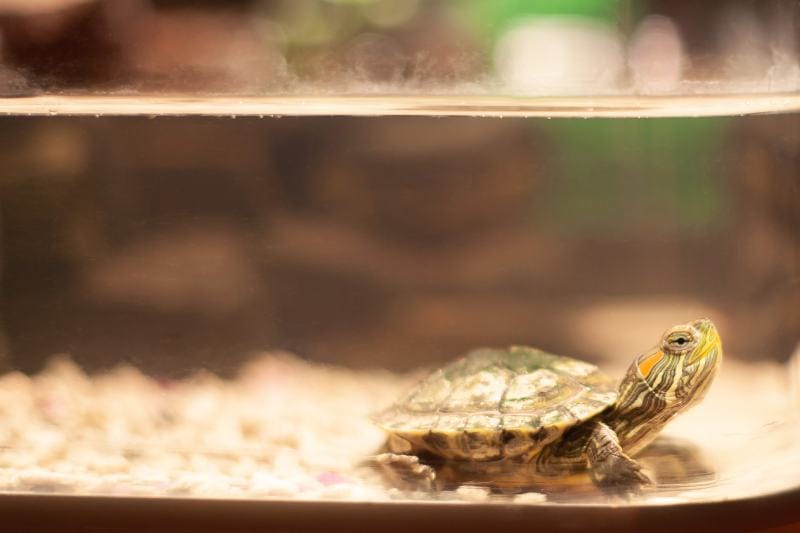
[374,318,722,494]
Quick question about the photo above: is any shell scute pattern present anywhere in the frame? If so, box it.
[501,368,583,413]
[441,368,512,412]
[376,347,618,461]
[436,414,466,432]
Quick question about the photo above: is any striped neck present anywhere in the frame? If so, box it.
[602,360,682,454]
[603,337,721,455]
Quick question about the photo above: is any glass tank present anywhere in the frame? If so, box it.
[0,0,798,531]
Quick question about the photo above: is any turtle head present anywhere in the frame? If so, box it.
[635,318,722,406]
[607,318,722,454]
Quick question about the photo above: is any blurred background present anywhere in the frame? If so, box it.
[1,0,799,96]
[0,0,798,376]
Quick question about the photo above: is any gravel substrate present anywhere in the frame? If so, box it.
[0,354,413,500]
[0,352,797,504]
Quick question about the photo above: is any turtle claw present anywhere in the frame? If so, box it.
[375,453,437,491]
[590,453,652,498]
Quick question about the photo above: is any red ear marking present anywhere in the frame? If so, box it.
[638,350,664,378]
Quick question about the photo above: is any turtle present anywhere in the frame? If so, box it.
[373,318,722,495]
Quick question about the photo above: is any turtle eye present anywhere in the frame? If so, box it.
[664,331,695,352]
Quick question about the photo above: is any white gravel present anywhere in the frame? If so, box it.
[0,354,408,500]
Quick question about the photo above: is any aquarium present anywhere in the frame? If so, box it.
[0,0,798,531]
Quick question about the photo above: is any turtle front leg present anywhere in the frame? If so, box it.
[586,421,651,496]
[375,453,437,491]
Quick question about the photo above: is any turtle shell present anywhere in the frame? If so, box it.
[375,346,618,461]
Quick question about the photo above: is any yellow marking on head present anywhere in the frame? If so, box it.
[689,325,722,365]
[638,350,664,378]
